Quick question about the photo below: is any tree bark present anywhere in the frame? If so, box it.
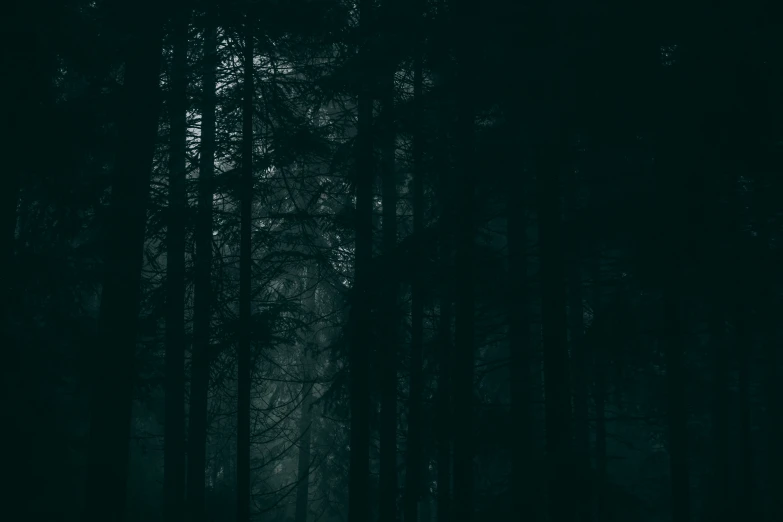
[295,372,314,522]
[348,1,373,519]
[591,259,608,522]
[164,7,189,522]
[295,266,319,522]
[453,0,476,518]
[764,328,781,522]
[436,215,452,522]
[294,357,314,522]
[379,34,399,522]
[83,3,165,521]
[664,291,691,522]
[568,243,591,522]
[404,18,425,521]
[736,311,753,519]
[507,157,533,522]
[710,306,729,522]
[187,11,217,522]
[537,134,572,522]
[237,13,255,522]
[434,14,452,521]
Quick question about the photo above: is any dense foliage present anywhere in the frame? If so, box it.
[3,1,782,522]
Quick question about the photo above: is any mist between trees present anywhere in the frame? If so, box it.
[3,1,782,522]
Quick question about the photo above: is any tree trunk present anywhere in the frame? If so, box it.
[295,266,319,522]
[2,5,49,502]
[404,19,424,522]
[436,220,452,522]
[83,4,165,521]
[164,8,188,522]
[507,161,533,522]
[348,1,373,520]
[569,251,591,522]
[295,359,314,522]
[434,15,452,521]
[736,311,753,518]
[453,0,475,518]
[710,306,729,522]
[237,13,254,522]
[379,36,399,522]
[187,12,217,522]
[764,329,781,522]
[591,261,608,522]
[664,292,691,522]
[537,132,572,522]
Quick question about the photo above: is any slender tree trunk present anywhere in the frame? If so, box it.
[569,253,591,522]
[710,306,729,522]
[379,37,399,522]
[453,0,475,518]
[2,0,47,324]
[4,4,53,519]
[2,0,48,455]
[537,132,572,522]
[83,4,165,521]
[525,1,573,518]
[165,8,188,522]
[437,221,453,522]
[656,29,692,520]
[764,328,781,522]
[594,341,608,522]
[187,13,217,522]
[421,493,432,522]
[507,162,533,522]
[592,262,608,522]
[736,311,753,518]
[434,18,453,522]
[404,20,425,522]
[348,2,373,520]
[295,267,319,522]
[295,365,314,522]
[237,14,254,522]
[664,292,691,522]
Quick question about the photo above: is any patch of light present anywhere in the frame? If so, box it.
[660,44,678,66]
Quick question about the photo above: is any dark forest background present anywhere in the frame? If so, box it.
[3,0,783,521]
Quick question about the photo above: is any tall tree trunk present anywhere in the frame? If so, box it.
[525,1,573,518]
[736,310,753,518]
[453,0,475,518]
[591,258,608,522]
[348,8,374,522]
[507,158,533,522]
[421,492,432,522]
[83,4,165,521]
[295,266,319,522]
[187,12,217,522]
[4,3,53,519]
[710,306,729,522]
[436,213,453,522]
[537,131,571,522]
[569,249,591,522]
[164,8,189,522]
[664,291,691,522]
[656,27,692,521]
[237,13,254,522]
[404,18,425,521]
[379,36,399,522]
[348,2,373,521]
[295,361,314,522]
[434,13,452,520]
[764,329,781,522]
[594,331,608,520]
